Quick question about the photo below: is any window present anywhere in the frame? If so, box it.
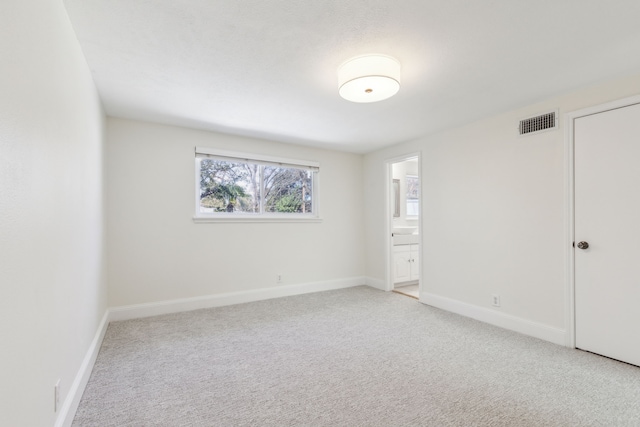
[194,148,319,221]
[406,175,419,217]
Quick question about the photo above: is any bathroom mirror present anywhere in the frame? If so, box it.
[393,179,400,218]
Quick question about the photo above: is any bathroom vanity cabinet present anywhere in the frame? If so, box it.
[393,244,419,284]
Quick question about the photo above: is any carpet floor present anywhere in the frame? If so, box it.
[73,286,640,426]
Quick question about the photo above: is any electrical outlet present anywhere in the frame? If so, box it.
[54,380,60,412]
[276,274,282,284]
[492,294,501,307]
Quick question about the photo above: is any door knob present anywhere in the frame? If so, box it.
[577,241,589,250]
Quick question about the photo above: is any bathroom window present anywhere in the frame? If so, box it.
[194,147,320,222]
[406,175,419,217]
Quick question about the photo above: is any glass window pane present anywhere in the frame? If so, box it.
[199,159,259,213]
[263,166,312,213]
[406,175,419,199]
[406,199,419,216]
[406,175,419,216]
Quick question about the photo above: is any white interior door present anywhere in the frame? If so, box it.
[574,102,640,367]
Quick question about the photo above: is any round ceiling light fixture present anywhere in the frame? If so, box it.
[338,54,401,103]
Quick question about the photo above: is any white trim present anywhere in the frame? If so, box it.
[421,293,566,346]
[564,108,576,349]
[416,154,423,297]
[365,276,386,291]
[565,94,640,121]
[564,93,640,349]
[195,146,320,169]
[385,161,393,291]
[108,277,366,322]
[55,311,110,427]
[193,215,322,223]
[54,277,365,424]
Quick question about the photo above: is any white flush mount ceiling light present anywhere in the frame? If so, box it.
[338,54,401,103]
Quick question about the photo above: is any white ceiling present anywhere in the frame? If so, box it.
[63,0,640,153]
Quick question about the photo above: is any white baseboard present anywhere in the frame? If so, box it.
[365,276,386,291]
[50,283,564,427]
[55,310,110,427]
[421,292,566,346]
[53,277,365,426]
[108,277,366,322]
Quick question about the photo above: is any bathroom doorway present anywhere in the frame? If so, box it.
[386,154,421,300]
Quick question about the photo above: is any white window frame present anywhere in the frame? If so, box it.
[193,147,321,223]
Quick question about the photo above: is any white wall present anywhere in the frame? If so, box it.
[364,73,640,335]
[0,1,106,426]
[106,118,365,306]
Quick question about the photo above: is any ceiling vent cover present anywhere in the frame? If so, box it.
[519,110,557,136]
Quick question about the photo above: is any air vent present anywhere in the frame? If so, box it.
[519,110,557,136]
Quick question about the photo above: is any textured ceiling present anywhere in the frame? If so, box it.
[63,0,640,153]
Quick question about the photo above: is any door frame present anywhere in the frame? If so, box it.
[384,152,423,295]
[564,93,640,348]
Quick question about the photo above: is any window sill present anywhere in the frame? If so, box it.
[193,215,323,224]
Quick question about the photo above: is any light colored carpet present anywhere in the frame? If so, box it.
[73,286,640,426]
